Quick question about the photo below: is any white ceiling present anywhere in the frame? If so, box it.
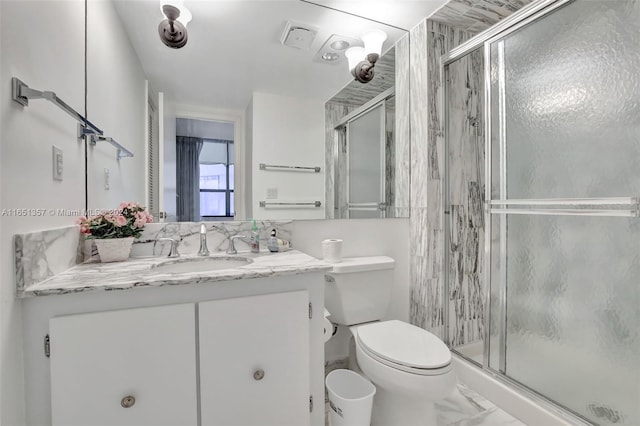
[112,0,448,112]
[303,0,449,30]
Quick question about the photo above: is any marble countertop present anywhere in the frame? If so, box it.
[19,249,332,298]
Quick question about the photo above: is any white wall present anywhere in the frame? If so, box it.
[1,1,86,424]
[244,98,254,220]
[161,94,178,222]
[1,2,148,422]
[292,218,410,361]
[86,0,147,210]
[0,1,3,419]
[176,118,234,140]
[250,92,325,220]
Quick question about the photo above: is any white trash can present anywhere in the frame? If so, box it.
[325,369,376,426]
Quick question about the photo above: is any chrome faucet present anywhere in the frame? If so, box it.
[227,235,247,255]
[156,238,180,258]
[198,223,210,256]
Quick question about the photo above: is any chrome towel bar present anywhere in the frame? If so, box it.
[11,77,134,160]
[12,77,102,135]
[347,202,387,211]
[259,163,321,173]
[259,201,322,208]
[90,135,134,160]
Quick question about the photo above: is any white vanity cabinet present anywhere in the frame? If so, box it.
[199,291,310,426]
[49,303,198,426]
[43,282,321,426]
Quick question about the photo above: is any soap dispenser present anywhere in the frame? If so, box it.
[250,220,260,253]
[267,229,279,252]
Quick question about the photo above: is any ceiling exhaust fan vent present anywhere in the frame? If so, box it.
[280,21,318,50]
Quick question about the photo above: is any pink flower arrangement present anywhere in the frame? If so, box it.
[77,202,153,239]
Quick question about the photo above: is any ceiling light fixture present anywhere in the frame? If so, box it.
[330,40,350,50]
[158,0,192,49]
[322,52,340,62]
[345,30,387,83]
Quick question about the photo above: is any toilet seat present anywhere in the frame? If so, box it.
[356,320,452,376]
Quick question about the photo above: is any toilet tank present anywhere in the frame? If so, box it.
[324,256,395,325]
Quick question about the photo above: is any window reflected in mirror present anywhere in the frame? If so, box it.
[199,140,235,219]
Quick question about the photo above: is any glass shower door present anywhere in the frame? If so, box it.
[487,1,640,425]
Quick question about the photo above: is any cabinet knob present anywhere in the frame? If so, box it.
[121,395,136,408]
[253,369,265,381]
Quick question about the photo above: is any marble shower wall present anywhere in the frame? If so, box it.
[446,46,485,347]
[408,20,476,340]
[325,102,355,219]
[384,97,396,216]
[409,1,528,342]
[409,18,446,338]
[393,35,411,219]
[430,0,534,32]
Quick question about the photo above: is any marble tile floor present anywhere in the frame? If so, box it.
[436,383,525,426]
[325,383,525,426]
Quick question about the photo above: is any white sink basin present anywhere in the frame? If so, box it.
[152,256,253,274]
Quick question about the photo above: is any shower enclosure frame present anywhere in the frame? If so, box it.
[442,0,575,360]
[345,101,387,219]
[440,0,637,424]
[334,87,395,219]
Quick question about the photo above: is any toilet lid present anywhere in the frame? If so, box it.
[357,320,451,369]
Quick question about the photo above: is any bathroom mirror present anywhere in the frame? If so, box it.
[85,0,411,221]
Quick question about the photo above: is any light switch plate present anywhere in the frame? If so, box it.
[52,146,63,181]
[266,188,278,199]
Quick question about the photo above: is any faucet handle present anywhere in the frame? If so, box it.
[157,237,180,258]
[227,234,247,255]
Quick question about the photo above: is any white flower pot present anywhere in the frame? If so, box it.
[94,237,134,263]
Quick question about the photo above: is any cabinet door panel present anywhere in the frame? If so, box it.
[199,291,310,426]
[50,304,197,426]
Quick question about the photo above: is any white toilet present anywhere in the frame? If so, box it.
[325,256,456,426]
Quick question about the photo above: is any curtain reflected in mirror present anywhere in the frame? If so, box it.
[176,136,203,221]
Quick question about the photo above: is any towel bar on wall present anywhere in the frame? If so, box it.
[90,135,134,160]
[347,202,387,211]
[259,201,322,208]
[259,163,321,173]
[11,77,134,160]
